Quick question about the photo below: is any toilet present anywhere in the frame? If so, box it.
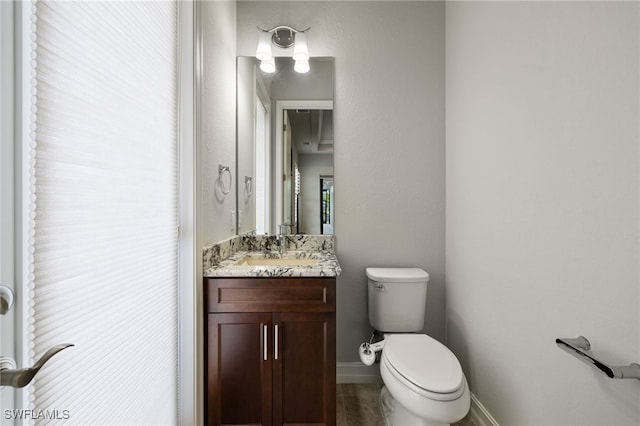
[359,268,470,426]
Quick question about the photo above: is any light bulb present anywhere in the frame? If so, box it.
[294,59,310,74]
[260,58,276,74]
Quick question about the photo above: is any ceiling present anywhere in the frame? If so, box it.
[287,109,334,155]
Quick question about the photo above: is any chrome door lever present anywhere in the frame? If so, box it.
[0,343,74,388]
[0,286,14,314]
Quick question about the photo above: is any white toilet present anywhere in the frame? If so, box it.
[359,267,470,426]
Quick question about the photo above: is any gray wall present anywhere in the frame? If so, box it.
[237,1,446,361]
[446,2,640,424]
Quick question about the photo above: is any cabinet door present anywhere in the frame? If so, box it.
[207,313,272,426]
[273,312,336,426]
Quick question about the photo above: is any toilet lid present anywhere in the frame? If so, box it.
[366,268,430,283]
[384,334,463,394]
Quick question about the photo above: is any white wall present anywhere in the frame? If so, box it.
[446,2,640,424]
[201,1,237,244]
[237,1,446,361]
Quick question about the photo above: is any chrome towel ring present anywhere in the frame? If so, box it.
[245,176,253,198]
[218,165,232,195]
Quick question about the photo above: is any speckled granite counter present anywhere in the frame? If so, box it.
[203,235,341,277]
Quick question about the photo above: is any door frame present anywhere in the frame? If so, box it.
[274,100,333,231]
[319,175,334,235]
[3,1,34,416]
[178,1,198,424]
[0,0,18,419]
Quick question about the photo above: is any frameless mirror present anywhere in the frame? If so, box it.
[236,57,334,236]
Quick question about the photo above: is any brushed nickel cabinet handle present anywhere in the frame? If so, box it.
[263,325,268,361]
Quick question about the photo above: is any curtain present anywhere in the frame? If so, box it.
[27,1,179,424]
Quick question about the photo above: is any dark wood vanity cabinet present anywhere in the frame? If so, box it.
[205,277,336,426]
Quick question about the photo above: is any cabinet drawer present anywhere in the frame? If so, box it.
[206,277,336,313]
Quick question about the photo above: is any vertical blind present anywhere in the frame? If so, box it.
[27,1,178,424]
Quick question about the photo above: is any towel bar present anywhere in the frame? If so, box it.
[556,336,640,380]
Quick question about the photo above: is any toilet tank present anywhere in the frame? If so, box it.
[366,268,429,332]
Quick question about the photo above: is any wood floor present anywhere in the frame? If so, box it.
[337,383,476,426]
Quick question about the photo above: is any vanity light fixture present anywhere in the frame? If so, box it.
[256,25,311,74]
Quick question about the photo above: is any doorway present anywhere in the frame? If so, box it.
[320,176,334,235]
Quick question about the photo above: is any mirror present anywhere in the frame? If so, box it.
[236,57,334,236]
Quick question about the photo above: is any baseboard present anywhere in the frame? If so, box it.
[336,362,381,384]
[469,393,499,426]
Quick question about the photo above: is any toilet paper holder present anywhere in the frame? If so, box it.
[556,336,640,380]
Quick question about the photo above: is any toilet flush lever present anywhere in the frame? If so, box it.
[0,343,74,388]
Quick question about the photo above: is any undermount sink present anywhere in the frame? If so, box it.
[234,253,320,268]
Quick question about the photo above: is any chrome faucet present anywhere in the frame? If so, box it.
[0,343,74,388]
[278,224,287,256]
[277,224,292,256]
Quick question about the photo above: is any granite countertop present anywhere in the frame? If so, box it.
[204,249,341,277]
[203,234,341,278]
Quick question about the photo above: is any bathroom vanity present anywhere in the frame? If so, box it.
[205,276,335,426]
[203,235,340,426]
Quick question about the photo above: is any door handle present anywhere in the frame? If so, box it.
[0,343,74,388]
[0,285,14,315]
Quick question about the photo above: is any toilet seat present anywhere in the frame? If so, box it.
[382,334,465,401]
